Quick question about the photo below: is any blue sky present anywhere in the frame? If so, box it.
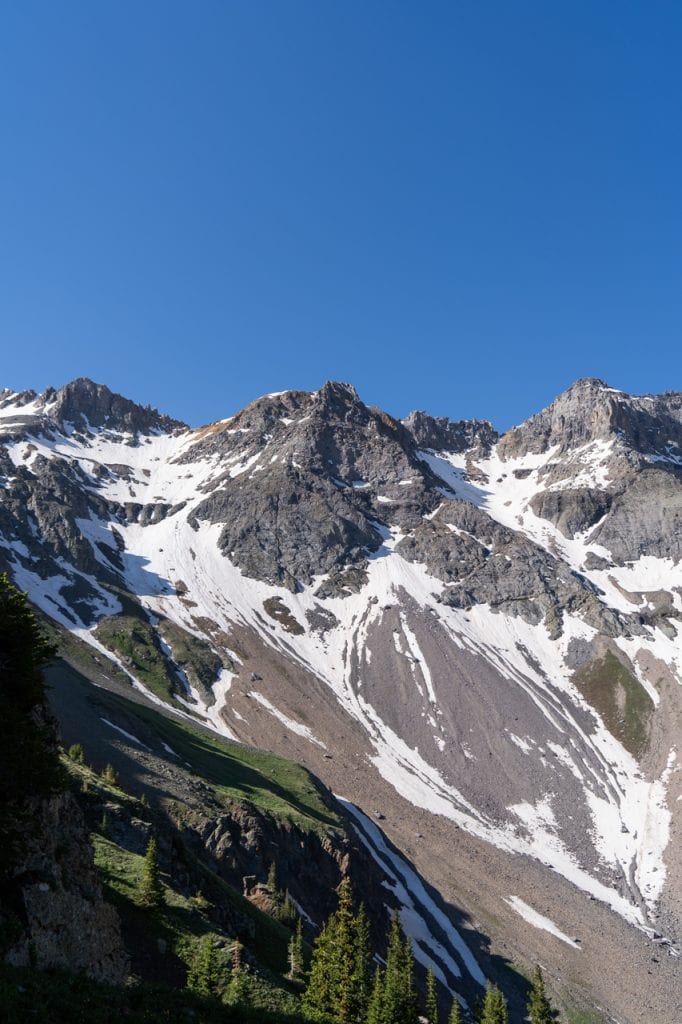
[2,2,681,429]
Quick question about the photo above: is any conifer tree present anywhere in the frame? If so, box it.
[352,903,372,1020]
[228,938,248,1004]
[382,913,418,1024]
[334,877,357,1024]
[302,877,371,1024]
[366,967,384,1024]
[288,918,304,983]
[425,967,439,1024]
[187,934,220,996]
[101,762,118,786]
[277,889,298,928]
[527,965,555,1024]
[480,982,508,1024]
[302,915,338,1021]
[138,837,164,908]
[382,912,405,1024]
[448,995,462,1024]
[402,937,418,1024]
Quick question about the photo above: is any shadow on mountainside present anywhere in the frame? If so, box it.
[46,657,533,1020]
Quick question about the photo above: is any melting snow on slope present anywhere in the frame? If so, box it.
[4,408,678,934]
[100,718,151,750]
[504,896,581,949]
[250,692,327,748]
[338,798,486,989]
[101,505,675,927]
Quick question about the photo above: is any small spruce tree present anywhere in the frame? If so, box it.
[352,903,372,1018]
[365,967,384,1024]
[277,890,298,928]
[67,743,84,763]
[402,936,419,1024]
[382,912,405,1024]
[381,912,418,1024]
[288,918,304,983]
[101,762,118,786]
[480,982,508,1024]
[527,965,555,1024]
[448,995,463,1024]
[426,966,439,1024]
[138,837,164,908]
[227,938,248,1004]
[187,933,220,996]
[302,915,336,1020]
[302,877,371,1024]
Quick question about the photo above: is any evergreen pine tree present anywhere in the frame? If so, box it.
[302,916,338,1021]
[479,982,508,1024]
[425,967,439,1024]
[267,861,277,893]
[448,996,463,1024]
[302,877,371,1024]
[382,912,405,1024]
[381,913,418,1024]
[366,967,384,1024]
[227,938,248,1004]
[138,837,164,908]
[278,889,298,928]
[187,934,220,996]
[402,937,419,1024]
[288,918,304,984]
[527,965,555,1024]
[333,877,361,1024]
[101,762,118,786]
[352,903,372,1021]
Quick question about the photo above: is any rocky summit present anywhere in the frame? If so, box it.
[2,375,682,1023]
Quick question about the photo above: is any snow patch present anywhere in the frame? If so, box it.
[504,896,581,949]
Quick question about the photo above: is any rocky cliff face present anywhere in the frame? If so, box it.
[497,378,682,560]
[2,375,682,1023]
[3,790,128,983]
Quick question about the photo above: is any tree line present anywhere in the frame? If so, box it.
[297,876,556,1024]
[180,860,558,1024]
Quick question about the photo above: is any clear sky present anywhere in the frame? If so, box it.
[2,2,681,430]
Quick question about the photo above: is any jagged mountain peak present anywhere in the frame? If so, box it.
[498,376,682,463]
[44,377,187,434]
[402,409,498,454]
[316,379,360,404]
[0,377,186,439]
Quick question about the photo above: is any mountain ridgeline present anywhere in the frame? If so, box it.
[1,376,681,1023]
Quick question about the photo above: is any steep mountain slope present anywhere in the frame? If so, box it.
[1,376,681,1022]
[44,643,493,1011]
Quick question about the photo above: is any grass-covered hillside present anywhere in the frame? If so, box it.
[62,753,307,1017]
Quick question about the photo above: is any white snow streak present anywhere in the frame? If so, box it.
[504,896,581,949]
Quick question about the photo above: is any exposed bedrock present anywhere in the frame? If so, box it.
[397,500,627,636]
[590,469,682,563]
[498,377,682,459]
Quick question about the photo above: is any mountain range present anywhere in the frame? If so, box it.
[1,375,681,1023]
